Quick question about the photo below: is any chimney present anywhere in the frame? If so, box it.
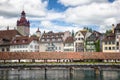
[7,26,9,30]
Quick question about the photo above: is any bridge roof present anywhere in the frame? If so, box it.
[0,52,120,60]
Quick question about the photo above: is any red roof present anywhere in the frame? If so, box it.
[64,36,74,43]
[102,33,115,41]
[11,36,39,45]
[17,11,30,27]
[0,30,21,40]
[0,52,120,60]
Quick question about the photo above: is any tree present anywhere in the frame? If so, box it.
[95,40,100,52]
[72,30,74,37]
[105,29,112,35]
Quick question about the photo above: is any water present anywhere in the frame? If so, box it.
[0,68,120,80]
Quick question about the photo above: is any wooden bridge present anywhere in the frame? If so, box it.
[0,52,120,63]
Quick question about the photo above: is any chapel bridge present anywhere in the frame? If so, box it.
[0,52,120,72]
[0,52,120,63]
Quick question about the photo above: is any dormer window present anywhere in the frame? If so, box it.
[42,39,44,42]
[14,41,16,43]
[23,40,25,43]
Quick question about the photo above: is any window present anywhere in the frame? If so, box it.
[6,48,9,51]
[112,47,115,50]
[117,47,119,50]
[52,39,55,41]
[105,47,107,50]
[112,41,115,44]
[2,48,4,52]
[17,45,19,48]
[42,39,44,42]
[59,47,61,50]
[109,42,111,44]
[109,47,111,50]
[30,45,33,48]
[117,42,119,46]
[105,42,107,44]
[56,47,57,50]
[75,38,77,40]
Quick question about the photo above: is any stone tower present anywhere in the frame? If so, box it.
[17,11,30,36]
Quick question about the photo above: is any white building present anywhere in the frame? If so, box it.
[10,36,39,52]
[74,29,91,52]
[64,36,74,52]
[39,31,71,52]
[0,29,22,52]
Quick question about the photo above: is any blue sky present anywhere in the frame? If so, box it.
[30,0,117,34]
[0,0,119,35]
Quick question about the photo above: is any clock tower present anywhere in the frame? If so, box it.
[17,11,30,36]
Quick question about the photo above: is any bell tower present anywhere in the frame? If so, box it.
[36,28,41,38]
[17,11,30,36]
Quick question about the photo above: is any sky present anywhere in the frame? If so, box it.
[0,0,119,35]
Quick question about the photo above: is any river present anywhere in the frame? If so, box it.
[0,68,120,80]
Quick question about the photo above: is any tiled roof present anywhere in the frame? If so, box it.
[40,31,64,42]
[0,52,120,60]
[11,36,39,45]
[0,30,21,40]
[0,30,22,45]
[17,11,30,27]
[64,36,74,43]
[86,31,101,41]
[115,23,120,30]
[102,33,115,41]
[75,30,88,37]
[80,30,87,37]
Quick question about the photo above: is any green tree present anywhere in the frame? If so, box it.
[95,40,100,52]
[105,29,112,35]
[72,30,74,37]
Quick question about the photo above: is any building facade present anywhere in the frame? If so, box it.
[102,33,116,52]
[102,23,120,52]
[0,29,22,52]
[74,30,91,52]
[39,31,71,52]
[64,36,74,52]
[10,36,39,52]
[86,31,101,52]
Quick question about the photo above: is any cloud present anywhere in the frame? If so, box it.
[39,20,82,33]
[0,0,48,34]
[0,0,47,18]
[0,0,120,34]
[0,16,16,29]
[58,0,109,6]
[60,0,120,32]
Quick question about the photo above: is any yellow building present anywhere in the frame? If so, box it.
[102,33,116,52]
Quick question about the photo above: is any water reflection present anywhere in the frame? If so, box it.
[0,69,120,80]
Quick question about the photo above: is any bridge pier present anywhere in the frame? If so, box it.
[44,67,48,80]
[69,67,74,74]
[94,67,100,75]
